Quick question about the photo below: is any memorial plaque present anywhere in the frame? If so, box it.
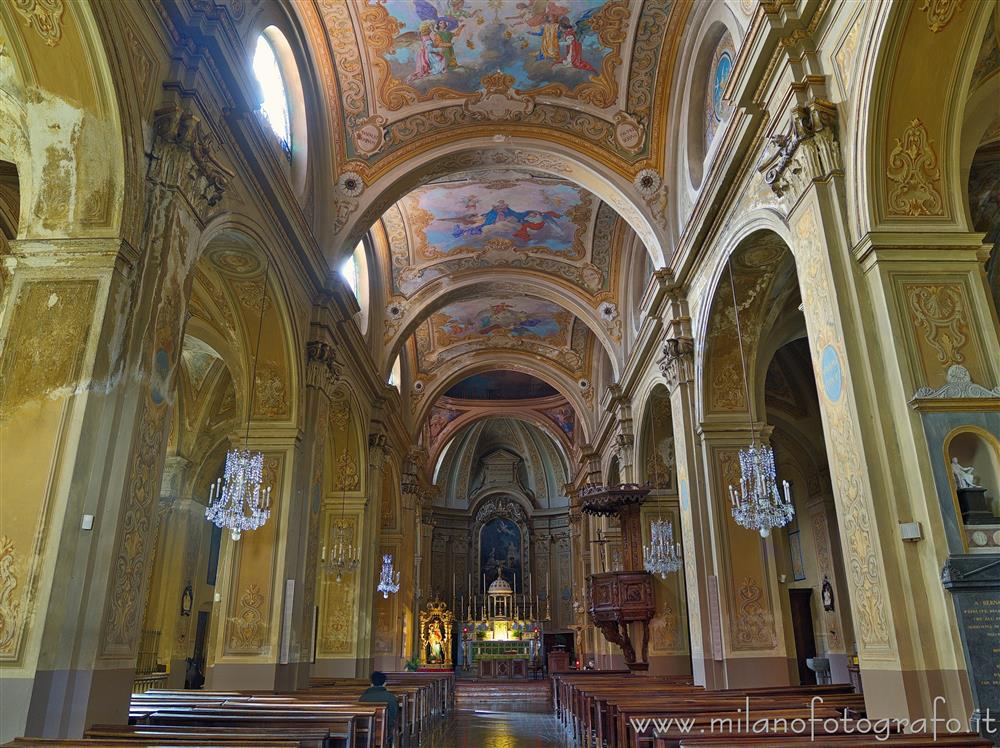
[942,554,1000,742]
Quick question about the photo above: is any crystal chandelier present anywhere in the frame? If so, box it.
[322,401,360,582]
[206,259,272,541]
[377,553,400,598]
[643,518,682,579]
[730,443,793,537]
[206,449,271,541]
[322,519,360,582]
[724,257,794,537]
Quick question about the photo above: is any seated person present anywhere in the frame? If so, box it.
[358,670,399,745]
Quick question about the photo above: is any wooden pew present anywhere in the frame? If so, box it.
[85,724,334,748]
[676,733,992,747]
[4,741,297,748]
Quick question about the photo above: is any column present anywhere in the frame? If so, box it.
[0,100,229,740]
[698,423,791,687]
[206,431,299,690]
[659,324,724,687]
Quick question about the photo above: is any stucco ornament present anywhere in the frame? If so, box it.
[919,0,965,33]
[463,71,536,120]
[633,169,661,199]
[337,171,365,198]
[14,0,64,46]
[886,119,943,216]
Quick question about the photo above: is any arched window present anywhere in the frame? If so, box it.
[253,33,292,158]
[388,355,401,392]
[339,241,370,333]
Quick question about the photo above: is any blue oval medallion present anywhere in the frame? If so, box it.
[821,345,842,403]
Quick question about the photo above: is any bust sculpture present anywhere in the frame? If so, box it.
[951,458,980,490]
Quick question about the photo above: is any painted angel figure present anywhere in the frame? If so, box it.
[952,457,980,489]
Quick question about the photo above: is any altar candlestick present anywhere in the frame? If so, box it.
[528,572,532,597]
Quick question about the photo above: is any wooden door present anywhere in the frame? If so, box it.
[788,588,817,685]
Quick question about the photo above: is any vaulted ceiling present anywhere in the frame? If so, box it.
[293,0,693,463]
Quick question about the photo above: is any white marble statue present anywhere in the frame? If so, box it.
[952,457,980,489]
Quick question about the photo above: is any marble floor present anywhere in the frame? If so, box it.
[416,705,573,747]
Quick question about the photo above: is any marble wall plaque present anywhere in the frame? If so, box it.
[942,554,1000,738]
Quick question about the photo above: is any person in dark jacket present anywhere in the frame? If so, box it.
[358,670,399,745]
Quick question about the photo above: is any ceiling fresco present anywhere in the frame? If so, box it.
[432,296,572,345]
[381,171,621,304]
[412,295,595,378]
[444,371,559,399]
[302,0,684,175]
[402,174,591,259]
[375,0,613,96]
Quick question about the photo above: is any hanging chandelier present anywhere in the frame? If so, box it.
[206,450,271,541]
[730,443,793,537]
[377,553,401,598]
[724,257,794,537]
[206,258,272,541]
[322,400,360,582]
[643,407,681,577]
[643,518,682,579]
[322,520,360,582]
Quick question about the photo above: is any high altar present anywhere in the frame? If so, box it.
[460,568,544,679]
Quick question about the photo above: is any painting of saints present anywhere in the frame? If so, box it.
[452,199,561,241]
[408,20,447,81]
[427,621,445,662]
[433,20,464,69]
[528,12,563,62]
[480,517,522,591]
[559,19,597,72]
[375,0,613,96]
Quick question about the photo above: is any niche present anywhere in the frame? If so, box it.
[948,429,1000,552]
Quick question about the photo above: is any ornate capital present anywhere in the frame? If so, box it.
[151,104,234,216]
[757,99,841,201]
[658,336,694,391]
[306,340,341,396]
[368,431,388,470]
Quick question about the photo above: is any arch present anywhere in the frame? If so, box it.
[633,380,676,490]
[0,1,128,240]
[197,216,305,428]
[428,409,571,479]
[383,274,624,382]
[693,217,798,425]
[412,355,593,445]
[335,140,667,270]
[853,1,997,234]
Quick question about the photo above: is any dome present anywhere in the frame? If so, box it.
[488,576,513,595]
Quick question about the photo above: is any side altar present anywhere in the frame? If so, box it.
[459,567,547,679]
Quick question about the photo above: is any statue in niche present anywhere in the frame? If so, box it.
[952,458,981,489]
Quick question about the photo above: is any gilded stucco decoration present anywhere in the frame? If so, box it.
[794,206,890,652]
[334,447,360,492]
[13,0,64,47]
[905,284,969,366]
[734,576,776,649]
[252,362,288,418]
[886,119,944,217]
[919,0,965,33]
[228,583,266,651]
[0,537,20,656]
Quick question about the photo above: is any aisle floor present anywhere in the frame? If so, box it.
[416,704,572,747]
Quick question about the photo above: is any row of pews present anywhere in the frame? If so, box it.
[552,672,991,748]
[4,672,452,748]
